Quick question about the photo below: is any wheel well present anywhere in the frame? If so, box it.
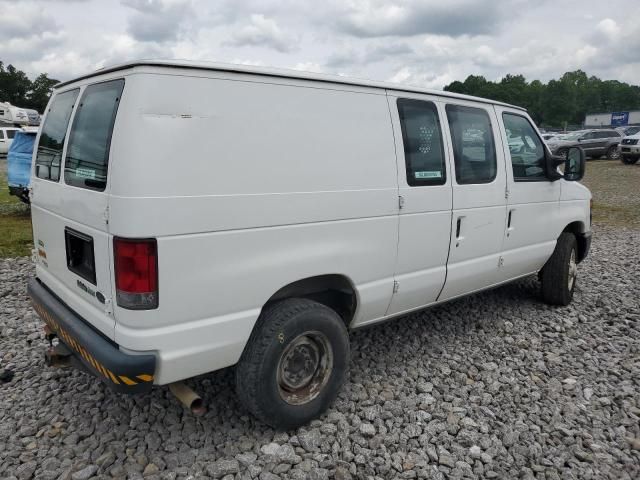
[563,222,588,263]
[265,275,358,326]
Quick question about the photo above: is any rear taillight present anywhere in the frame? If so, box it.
[114,237,158,310]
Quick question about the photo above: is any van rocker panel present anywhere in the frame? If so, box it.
[28,278,156,394]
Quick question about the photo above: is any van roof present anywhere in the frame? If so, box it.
[55,59,525,111]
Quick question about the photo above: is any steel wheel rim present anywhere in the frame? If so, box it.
[568,248,577,290]
[276,331,333,405]
[609,148,620,159]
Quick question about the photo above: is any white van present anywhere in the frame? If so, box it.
[28,60,591,428]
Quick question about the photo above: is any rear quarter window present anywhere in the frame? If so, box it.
[64,79,124,191]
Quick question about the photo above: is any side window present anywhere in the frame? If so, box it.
[445,104,497,184]
[502,113,546,181]
[397,98,446,186]
[35,89,80,182]
[582,132,594,140]
[6,130,17,139]
[0,131,4,139]
[64,79,125,191]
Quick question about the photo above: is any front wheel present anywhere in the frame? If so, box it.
[607,146,620,160]
[235,298,349,429]
[540,232,578,306]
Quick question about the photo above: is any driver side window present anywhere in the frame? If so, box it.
[502,113,546,181]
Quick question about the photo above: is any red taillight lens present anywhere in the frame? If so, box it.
[114,237,158,310]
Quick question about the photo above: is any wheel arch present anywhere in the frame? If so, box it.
[562,221,589,263]
[263,274,359,327]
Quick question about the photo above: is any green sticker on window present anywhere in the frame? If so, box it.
[76,168,95,179]
[415,171,442,179]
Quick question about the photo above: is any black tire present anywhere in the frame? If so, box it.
[235,298,349,429]
[606,145,620,160]
[621,156,639,165]
[540,232,578,306]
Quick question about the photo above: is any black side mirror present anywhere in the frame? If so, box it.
[563,146,585,181]
[545,150,565,181]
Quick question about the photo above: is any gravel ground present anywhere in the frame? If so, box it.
[1,227,639,480]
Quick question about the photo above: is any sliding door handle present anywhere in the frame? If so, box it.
[456,217,462,238]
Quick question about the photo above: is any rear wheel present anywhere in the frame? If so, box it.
[235,298,349,429]
[540,232,578,306]
[607,146,620,160]
[621,156,639,165]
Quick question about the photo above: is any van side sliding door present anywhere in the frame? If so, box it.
[438,101,508,301]
[384,95,452,316]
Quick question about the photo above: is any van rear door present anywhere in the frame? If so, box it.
[31,79,125,339]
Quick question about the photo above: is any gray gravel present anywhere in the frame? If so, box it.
[1,227,639,479]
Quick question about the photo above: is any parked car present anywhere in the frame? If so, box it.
[0,102,29,126]
[28,60,591,429]
[541,133,557,141]
[619,133,640,164]
[622,126,640,136]
[0,126,20,155]
[7,127,37,202]
[546,129,622,159]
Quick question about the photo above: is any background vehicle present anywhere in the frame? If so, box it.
[619,133,640,164]
[25,109,41,126]
[28,61,591,429]
[546,129,621,159]
[7,128,37,202]
[0,102,29,126]
[0,126,20,155]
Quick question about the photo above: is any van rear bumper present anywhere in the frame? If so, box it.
[28,278,156,394]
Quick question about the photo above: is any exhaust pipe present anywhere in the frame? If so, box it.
[169,382,207,416]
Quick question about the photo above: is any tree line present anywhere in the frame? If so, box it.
[0,61,59,113]
[444,70,640,128]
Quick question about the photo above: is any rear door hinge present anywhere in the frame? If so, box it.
[398,196,405,210]
[104,298,113,316]
[505,187,510,199]
[103,206,110,225]
[393,280,400,293]
[498,256,504,268]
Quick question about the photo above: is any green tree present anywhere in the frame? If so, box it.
[27,73,59,112]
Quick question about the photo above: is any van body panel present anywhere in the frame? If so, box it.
[438,100,508,300]
[385,95,452,315]
[495,105,562,277]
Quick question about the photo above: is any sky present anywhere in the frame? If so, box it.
[1,0,640,89]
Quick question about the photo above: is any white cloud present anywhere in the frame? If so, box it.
[0,0,639,91]
[224,14,297,53]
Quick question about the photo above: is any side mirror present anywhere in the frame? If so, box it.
[545,146,585,181]
[563,146,585,181]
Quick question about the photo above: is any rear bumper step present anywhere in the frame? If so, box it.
[28,278,156,394]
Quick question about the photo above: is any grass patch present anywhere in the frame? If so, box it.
[582,160,640,229]
[0,159,33,258]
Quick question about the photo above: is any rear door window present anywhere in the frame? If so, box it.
[446,104,497,184]
[64,79,124,191]
[35,89,80,182]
